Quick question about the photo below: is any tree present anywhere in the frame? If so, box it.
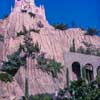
[19,27,40,100]
[85,27,99,36]
[37,53,63,78]
[52,23,69,30]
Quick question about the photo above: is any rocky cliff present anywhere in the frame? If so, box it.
[0,0,100,99]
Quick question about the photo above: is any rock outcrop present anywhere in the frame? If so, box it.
[0,0,100,99]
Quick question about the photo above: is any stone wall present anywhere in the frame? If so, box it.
[64,52,100,80]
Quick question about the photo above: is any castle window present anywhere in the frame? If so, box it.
[85,63,94,82]
[72,62,81,80]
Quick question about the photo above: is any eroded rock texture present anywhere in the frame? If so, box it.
[0,0,100,99]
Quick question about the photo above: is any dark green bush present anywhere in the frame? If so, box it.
[2,46,25,76]
[37,54,62,78]
[47,59,62,78]
[0,73,13,83]
[69,79,100,100]
[21,94,52,100]
[52,23,69,30]
[85,27,99,36]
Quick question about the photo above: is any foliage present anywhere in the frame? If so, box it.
[0,73,13,83]
[96,48,100,56]
[66,68,69,87]
[37,53,62,78]
[21,94,52,100]
[2,47,25,76]
[37,53,47,66]
[17,26,40,36]
[75,41,100,57]
[97,72,100,88]
[69,79,100,100]
[17,26,28,36]
[85,27,99,36]
[82,66,87,82]
[77,46,85,54]
[0,34,4,42]
[52,23,69,30]
[47,59,62,78]
[21,36,40,57]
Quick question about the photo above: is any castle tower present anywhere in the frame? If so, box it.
[15,0,36,9]
[15,0,35,5]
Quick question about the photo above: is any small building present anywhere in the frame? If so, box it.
[64,52,100,82]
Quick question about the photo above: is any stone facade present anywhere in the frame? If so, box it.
[64,52,100,81]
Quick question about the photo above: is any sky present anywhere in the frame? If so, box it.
[0,0,100,30]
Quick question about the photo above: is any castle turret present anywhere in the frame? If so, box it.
[15,0,35,6]
[14,0,36,12]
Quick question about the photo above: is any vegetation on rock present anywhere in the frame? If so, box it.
[85,27,99,36]
[37,53,63,78]
[0,73,13,83]
[21,94,52,100]
[17,26,40,36]
[2,47,24,76]
[52,23,69,30]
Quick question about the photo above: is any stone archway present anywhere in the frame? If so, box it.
[72,62,81,80]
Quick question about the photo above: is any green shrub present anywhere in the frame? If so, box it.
[37,54,62,78]
[0,73,13,83]
[47,59,62,78]
[69,79,100,100]
[2,46,25,76]
[52,23,69,30]
[85,27,99,36]
[21,94,52,100]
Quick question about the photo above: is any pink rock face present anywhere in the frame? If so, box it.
[0,0,100,99]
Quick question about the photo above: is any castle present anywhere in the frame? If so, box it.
[0,0,100,99]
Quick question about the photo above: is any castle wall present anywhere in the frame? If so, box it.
[64,52,100,80]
